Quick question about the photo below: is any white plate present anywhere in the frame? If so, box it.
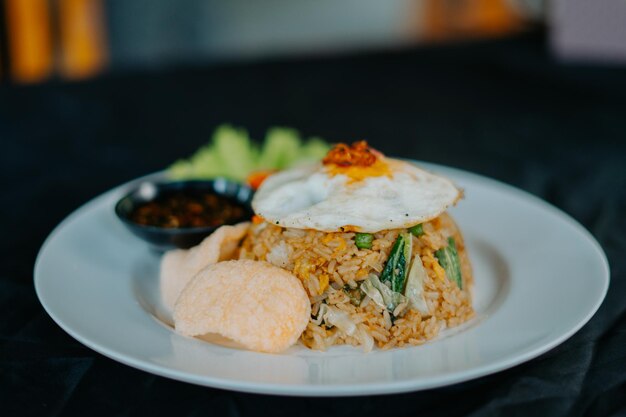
[34,163,609,396]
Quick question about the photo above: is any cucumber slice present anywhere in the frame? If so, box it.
[213,125,256,181]
[258,128,301,170]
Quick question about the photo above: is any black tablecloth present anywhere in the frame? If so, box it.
[2,33,625,417]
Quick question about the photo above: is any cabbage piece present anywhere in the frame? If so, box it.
[342,285,364,306]
[404,254,430,314]
[312,304,357,336]
[361,274,408,315]
[360,277,385,309]
[356,325,374,352]
[312,304,374,351]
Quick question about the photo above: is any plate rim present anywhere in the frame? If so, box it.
[34,163,610,396]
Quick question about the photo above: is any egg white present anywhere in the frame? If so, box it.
[252,159,460,233]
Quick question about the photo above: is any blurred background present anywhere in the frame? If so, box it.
[2,0,624,84]
[2,3,626,416]
[3,0,626,223]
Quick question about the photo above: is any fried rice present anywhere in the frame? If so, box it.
[238,212,474,350]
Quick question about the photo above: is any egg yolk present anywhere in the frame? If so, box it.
[323,140,391,181]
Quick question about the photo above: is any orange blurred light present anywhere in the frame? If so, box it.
[58,0,108,80]
[423,0,524,41]
[5,0,53,83]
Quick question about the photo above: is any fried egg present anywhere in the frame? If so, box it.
[252,147,460,233]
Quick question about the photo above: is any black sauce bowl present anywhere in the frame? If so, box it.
[114,179,254,251]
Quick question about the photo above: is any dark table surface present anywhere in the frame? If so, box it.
[1,32,625,417]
